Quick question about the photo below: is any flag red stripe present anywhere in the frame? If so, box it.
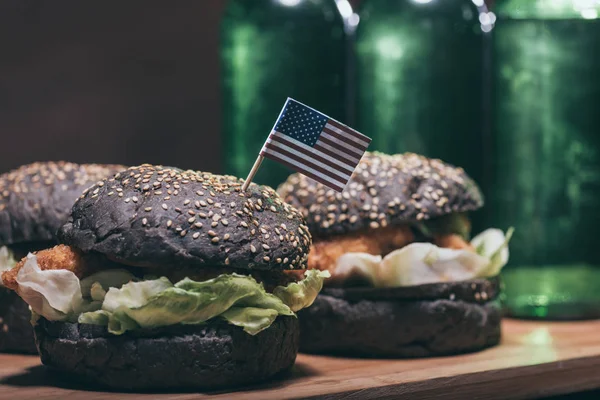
[318,136,364,159]
[308,142,356,166]
[269,134,355,176]
[327,119,371,143]
[261,152,344,192]
[263,143,350,183]
[322,126,369,151]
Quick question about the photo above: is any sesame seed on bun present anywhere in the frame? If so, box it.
[58,164,312,271]
[277,152,483,238]
[0,162,126,248]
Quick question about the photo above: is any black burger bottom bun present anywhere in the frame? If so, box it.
[298,278,502,358]
[35,316,299,391]
[0,288,37,354]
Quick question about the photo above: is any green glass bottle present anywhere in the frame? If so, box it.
[354,0,490,192]
[221,0,350,187]
[490,0,600,319]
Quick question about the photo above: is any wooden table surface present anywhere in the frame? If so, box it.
[1,319,600,399]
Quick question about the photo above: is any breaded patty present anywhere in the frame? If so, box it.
[307,225,415,274]
[1,244,302,293]
[2,245,86,291]
[433,234,475,252]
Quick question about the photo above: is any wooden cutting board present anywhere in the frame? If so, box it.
[1,319,600,399]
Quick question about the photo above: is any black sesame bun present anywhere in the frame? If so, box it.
[34,165,311,390]
[0,161,125,354]
[35,316,299,390]
[299,278,501,357]
[59,164,311,271]
[278,152,500,358]
[0,162,126,250]
[278,152,483,237]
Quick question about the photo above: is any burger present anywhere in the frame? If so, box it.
[1,164,328,390]
[0,161,125,353]
[278,152,513,357]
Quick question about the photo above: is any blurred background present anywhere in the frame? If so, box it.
[1,0,600,322]
[0,0,229,172]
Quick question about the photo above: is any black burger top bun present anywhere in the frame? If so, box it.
[0,162,125,249]
[278,152,483,238]
[59,164,311,271]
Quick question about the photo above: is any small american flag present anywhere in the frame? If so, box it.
[261,98,371,192]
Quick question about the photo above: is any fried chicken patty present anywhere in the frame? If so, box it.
[2,228,474,292]
[2,245,86,291]
[307,225,415,275]
[433,234,475,252]
[307,225,474,277]
[1,245,302,293]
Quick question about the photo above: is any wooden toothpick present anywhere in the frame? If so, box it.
[241,155,264,192]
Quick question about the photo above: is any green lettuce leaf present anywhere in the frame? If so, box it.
[326,253,381,287]
[102,277,172,312]
[221,307,280,335]
[89,282,106,302]
[78,309,110,326]
[83,274,293,335]
[473,227,514,278]
[175,274,294,316]
[78,271,328,335]
[12,250,329,335]
[273,269,330,312]
[80,269,136,299]
[327,228,514,288]
[378,243,491,287]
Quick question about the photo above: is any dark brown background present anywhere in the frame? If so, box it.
[0,0,364,174]
[0,1,226,173]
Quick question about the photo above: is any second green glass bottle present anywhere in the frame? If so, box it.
[354,0,490,196]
